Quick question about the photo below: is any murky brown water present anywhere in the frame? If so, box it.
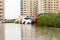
[0,23,60,40]
[37,27,60,40]
[0,24,5,40]
[21,24,60,40]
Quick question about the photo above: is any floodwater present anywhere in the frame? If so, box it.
[0,23,60,40]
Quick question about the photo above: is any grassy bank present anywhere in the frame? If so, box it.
[37,13,60,28]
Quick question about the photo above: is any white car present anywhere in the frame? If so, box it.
[22,17,32,24]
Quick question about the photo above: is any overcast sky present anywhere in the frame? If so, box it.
[5,0,20,19]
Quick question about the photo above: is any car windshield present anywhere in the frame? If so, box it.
[24,18,30,19]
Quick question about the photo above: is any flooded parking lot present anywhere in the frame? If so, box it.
[0,23,60,40]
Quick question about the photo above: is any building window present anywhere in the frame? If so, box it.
[24,3,26,4]
[21,12,23,13]
[24,9,26,11]
[0,16,1,17]
[24,1,26,2]
[0,5,2,7]
[0,12,2,14]
[24,4,26,6]
[0,8,3,10]
[24,12,26,13]
[0,1,2,3]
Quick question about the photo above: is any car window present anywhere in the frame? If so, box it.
[24,18,30,19]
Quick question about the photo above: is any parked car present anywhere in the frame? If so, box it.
[22,17,32,24]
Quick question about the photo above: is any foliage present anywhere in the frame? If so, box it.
[14,20,19,24]
[37,13,60,27]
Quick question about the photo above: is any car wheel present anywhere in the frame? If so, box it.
[23,21,25,24]
[31,21,34,25]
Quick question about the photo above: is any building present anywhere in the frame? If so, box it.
[20,0,38,19]
[38,0,59,14]
[20,0,60,19]
[58,0,60,13]
[0,0,4,22]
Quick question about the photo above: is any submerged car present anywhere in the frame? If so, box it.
[22,17,32,24]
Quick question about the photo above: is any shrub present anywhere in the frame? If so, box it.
[14,20,19,24]
[37,13,60,27]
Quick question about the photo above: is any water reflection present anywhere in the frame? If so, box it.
[21,24,60,40]
[5,23,21,40]
[0,23,60,40]
[37,27,60,40]
[0,24,5,40]
[21,24,40,40]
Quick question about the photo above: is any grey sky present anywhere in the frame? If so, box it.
[5,0,20,19]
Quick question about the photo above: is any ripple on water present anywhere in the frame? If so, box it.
[37,27,60,40]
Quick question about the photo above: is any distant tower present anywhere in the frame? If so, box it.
[0,0,4,22]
